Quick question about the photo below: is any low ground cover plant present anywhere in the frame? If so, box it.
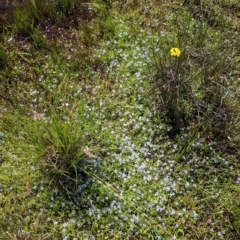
[0,0,240,239]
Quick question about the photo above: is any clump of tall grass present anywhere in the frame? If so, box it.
[1,82,108,195]
[12,4,38,37]
[151,10,240,153]
[9,0,85,37]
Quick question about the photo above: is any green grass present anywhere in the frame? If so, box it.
[0,0,240,239]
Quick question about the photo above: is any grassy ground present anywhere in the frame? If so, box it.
[0,0,240,239]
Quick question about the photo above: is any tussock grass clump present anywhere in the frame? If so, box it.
[12,7,36,37]
[151,8,240,153]
[6,0,87,38]
[1,92,106,196]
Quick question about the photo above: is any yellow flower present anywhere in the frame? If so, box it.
[170,47,181,57]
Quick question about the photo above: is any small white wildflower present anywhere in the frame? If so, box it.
[236,177,240,184]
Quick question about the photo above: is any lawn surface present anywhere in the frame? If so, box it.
[0,0,240,239]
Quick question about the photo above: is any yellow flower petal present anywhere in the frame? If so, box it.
[170,47,181,57]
